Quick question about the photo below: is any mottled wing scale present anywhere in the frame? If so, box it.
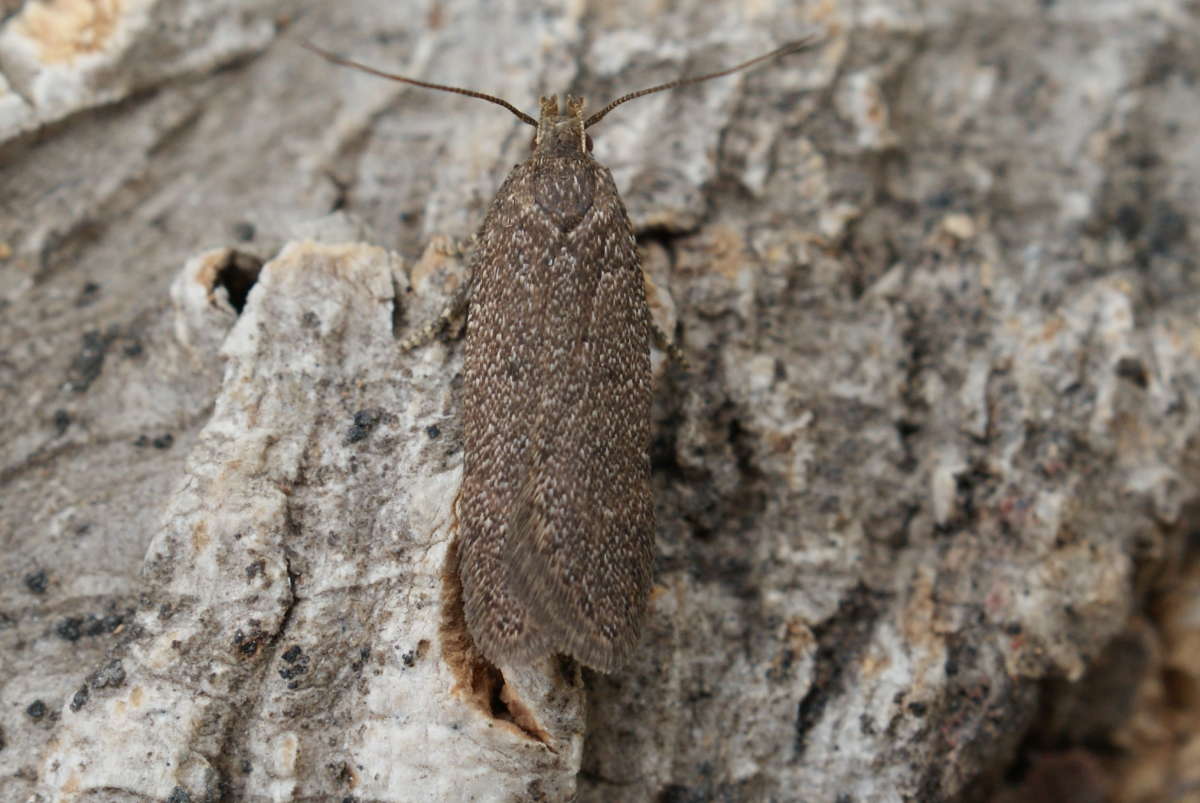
[459,147,654,672]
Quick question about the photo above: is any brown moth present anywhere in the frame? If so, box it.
[305,37,817,672]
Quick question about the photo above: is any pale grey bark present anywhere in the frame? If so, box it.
[1,1,1198,801]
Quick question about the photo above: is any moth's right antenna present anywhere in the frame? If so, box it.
[584,36,822,129]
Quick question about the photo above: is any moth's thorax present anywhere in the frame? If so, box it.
[534,95,589,158]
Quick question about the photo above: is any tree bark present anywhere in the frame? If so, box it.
[1,1,1198,801]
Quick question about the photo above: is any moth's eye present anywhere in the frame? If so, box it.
[585,133,594,153]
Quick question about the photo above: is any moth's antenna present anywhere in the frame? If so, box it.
[584,36,821,129]
[302,41,539,128]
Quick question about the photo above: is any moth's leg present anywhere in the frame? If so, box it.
[652,322,689,370]
[434,235,471,259]
[399,235,476,352]
[399,281,471,352]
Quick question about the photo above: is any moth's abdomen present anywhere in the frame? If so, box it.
[459,158,654,672]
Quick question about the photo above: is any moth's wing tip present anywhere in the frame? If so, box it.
[461,593,554,668]
[566,638,636,674]
[462,585,628,670]
[489,629,635,674]
[464,596,635,674]
[459,576,646,673]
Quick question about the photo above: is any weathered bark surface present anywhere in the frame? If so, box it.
[1,1,1198,801]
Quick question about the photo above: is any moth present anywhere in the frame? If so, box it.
[306,37,816,671]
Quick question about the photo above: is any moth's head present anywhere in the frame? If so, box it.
[532,95,593,158]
